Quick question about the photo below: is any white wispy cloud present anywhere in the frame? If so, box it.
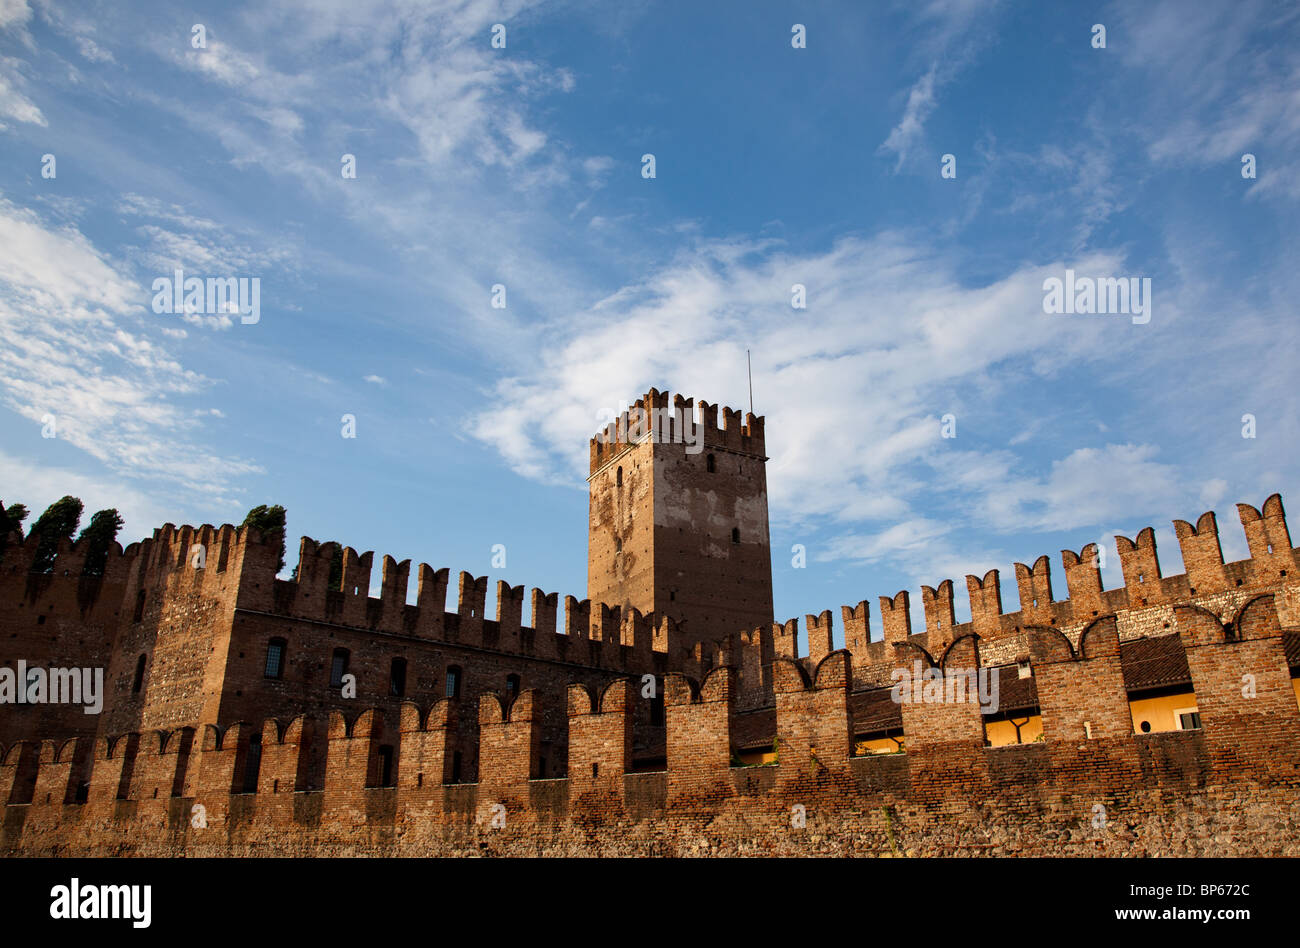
[467,234,1147,538]
[878,0,1004,170]
[0,62,44,126]
[0,198,262,502]
[1112,0,1300,200]
[0,0,31,33]
[0,448,176,545]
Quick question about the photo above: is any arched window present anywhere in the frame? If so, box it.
[445,665,462,699]
[731,527,740,544]
[706,454,716,473]
[616,466,623,487]
[389,658,407,697]
[330,648,350,689]
[506,674,521,698]
[132,654,147,694]
[264,638,286,679]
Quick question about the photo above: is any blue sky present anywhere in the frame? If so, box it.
[1,0,1298,645]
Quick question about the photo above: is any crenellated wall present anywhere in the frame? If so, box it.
[3,579,1298,857]
[588,387,766,477]
[709,493,1300,699]
[3,493,1300,856]
[0,508,137,748]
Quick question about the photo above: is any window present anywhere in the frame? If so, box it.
[330,648,350,689]
[389,658,407,697]
[1175,708,1202,731]
[506,674,521,698]
[616,466,623,487]
[451,751,462,783]
[445,665,462,699]
[376,745,395,787]
[264,638,286,679]
[706,453,716,473]
[132,654,147,694]
[731,527,740,544]
[650,687,665,726]
[615,536,622,553]
[242,733,262,793]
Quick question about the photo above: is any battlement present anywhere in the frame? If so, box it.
[3,578,1298,856]
[702,493,1300,694]
[0,522,133,586]
[588,387,766,475]
[118,521,283,602]
[6,468,1300,857]
[246,534,695,675]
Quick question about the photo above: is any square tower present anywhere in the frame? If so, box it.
[587,388,775,650]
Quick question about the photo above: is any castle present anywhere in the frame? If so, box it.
[2,387,1299,856]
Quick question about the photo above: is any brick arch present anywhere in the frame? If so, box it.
[1078,614,1121,659]
[52,736,79,763]
[202,722,250,752]
[478,692,508,725]
[1025,624,1073,663]
[664,672,699,705]
[939,633,981,671]
[1228,593,1280,641]
[699,665,734,701]
[812,649,851,689]
[278,714,310,744]
[328,707,382,739]
[566,682,597,716]
[1174,602,1230,648]
[771,657,812,692]
[598,677,633,713]
[891,640,937,668]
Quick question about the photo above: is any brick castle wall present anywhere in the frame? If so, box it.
[2,479,1299,856]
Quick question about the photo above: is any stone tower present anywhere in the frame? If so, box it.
[587,388,775,650]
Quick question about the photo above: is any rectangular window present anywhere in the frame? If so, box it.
[330,650,349,688]
[264,640,285,679]
[390,658,407,698]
